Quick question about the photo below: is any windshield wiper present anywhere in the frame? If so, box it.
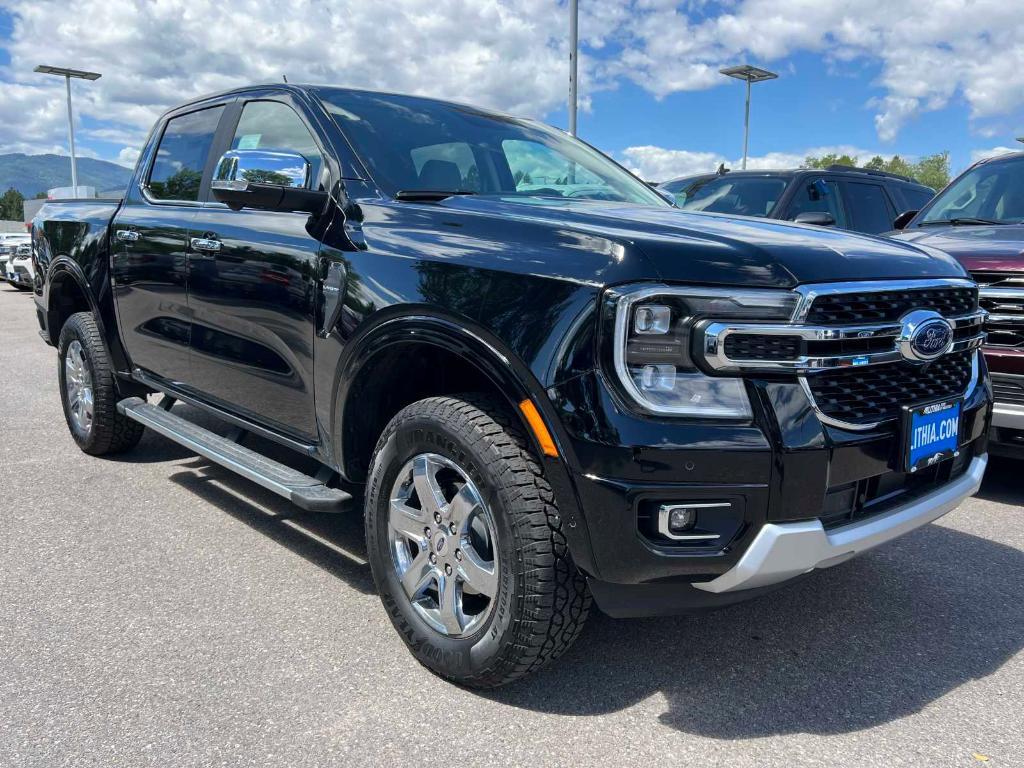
[919,217,1007,226]
[394,190,478,202]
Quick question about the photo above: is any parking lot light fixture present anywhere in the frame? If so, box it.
[719,64,778,170]
[33,66,102,198]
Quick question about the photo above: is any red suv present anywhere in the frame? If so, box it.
[891,151,1024,457]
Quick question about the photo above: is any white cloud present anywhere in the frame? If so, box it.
[623,144,892,181]
[2,0,1024,161]
[970,146,1021,164]
[116,146,141,168]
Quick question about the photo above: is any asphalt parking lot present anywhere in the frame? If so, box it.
[1,283,1022,768]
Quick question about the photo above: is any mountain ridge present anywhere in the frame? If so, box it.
[0,153,133,197]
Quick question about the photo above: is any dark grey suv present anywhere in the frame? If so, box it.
[659,166,935,235]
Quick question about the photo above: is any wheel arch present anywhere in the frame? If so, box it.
[44,257,101,343]
[332,313,597,574]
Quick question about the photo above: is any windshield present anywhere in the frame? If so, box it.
[316,89,667,206]
[679,176,787,217]
[920,155,1024,224]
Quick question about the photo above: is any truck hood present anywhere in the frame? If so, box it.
[891,224,1024,272]
[438,196,967,287]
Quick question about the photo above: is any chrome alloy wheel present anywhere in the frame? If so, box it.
[388,453,499,638]
[64,340,94,435]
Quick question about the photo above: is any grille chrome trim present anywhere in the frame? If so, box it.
[792,278,978,323]
[700,311,986,372]
[798,350,981,431]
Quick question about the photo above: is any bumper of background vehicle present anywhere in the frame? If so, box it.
[695,454,987,594]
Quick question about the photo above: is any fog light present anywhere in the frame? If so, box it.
[665,505,695,533]
[656,502,731,542]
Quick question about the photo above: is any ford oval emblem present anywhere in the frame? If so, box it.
[898,310,954,362]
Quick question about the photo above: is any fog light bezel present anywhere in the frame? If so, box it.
[657,502,731,541]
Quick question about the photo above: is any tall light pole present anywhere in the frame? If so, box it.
[568,0,578,137]
[719,64,777,169]
[34,65,102,198]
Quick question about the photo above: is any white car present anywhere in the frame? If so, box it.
[0,232,30,282]
[7,243,35,290]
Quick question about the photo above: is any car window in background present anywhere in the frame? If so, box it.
[147,106,224,202]
[659,176,706,205]
[844,182,894,233]
[680,177,787,217]
[920,156,1024,224]
[900,186,934,211]
[316,89,667,206]
[787,179,847,228]
[231,100,323,187]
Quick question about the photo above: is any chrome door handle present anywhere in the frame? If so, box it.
[116,229,140,242]
[190,237,222,253]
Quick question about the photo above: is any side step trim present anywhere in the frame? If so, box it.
[117,397,352,513]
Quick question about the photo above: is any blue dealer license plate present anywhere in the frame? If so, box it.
[903,399,961,473]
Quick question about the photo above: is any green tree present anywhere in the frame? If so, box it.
[804,153,858,169]
[0,187,25,220]
[804,151,950,190]
[912,152,951,190]
[148,168,202,201]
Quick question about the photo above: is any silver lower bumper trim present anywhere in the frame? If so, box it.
[993,403,1024,430]
[695,454,988,594]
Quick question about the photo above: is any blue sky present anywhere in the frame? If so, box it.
[0,1,1021,181]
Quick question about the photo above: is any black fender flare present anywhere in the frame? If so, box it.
[330,311,598,575]
[42,256,102,340]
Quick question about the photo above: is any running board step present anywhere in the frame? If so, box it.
[117,397,352,513]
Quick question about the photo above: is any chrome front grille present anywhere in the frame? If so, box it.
[696,279,985,430]
[804,350,974,426]
[973,271,1024,350]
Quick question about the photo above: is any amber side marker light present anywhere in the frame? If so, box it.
[518,399,559,457]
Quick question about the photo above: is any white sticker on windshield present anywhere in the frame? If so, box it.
[237,134,261,150]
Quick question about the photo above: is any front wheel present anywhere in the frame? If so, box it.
[365,394,590,688]
[57,312,145,455]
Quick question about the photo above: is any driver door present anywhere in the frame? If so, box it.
[185,95,326,440]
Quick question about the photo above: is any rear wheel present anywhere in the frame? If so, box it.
[58,312,144,455]
[365,394,590,688]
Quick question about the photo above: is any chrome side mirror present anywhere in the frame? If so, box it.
[211,149,327,214]
[214,149,310,189]
[793,211,836,226]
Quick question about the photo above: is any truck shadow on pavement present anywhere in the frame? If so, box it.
[485,460,1024,737]
[133,405,1023,737]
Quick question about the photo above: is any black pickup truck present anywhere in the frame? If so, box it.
[32,84,991,687]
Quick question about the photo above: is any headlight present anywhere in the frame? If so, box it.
[612,285,798,418]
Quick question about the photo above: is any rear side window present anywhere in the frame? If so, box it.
[787,178,848,228]
[845,182,895,233]
[148,106,224,202]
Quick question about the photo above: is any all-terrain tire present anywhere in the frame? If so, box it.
[57,312,145,455]
[365,394,590,688]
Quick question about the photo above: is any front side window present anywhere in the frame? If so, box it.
[316,89,666,206]
[845,182,894,233]
[787,178,847,227]
[919,156,1024,224]
[679,176,788,217]
[148,106,224,202]
[231,101,323,188]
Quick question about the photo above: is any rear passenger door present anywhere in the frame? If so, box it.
[839,180,898,235]
[112,103,226,385]
[185,94,326,440]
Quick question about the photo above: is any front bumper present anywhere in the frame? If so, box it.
[551,361,990,616]
[696,454,986,593]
